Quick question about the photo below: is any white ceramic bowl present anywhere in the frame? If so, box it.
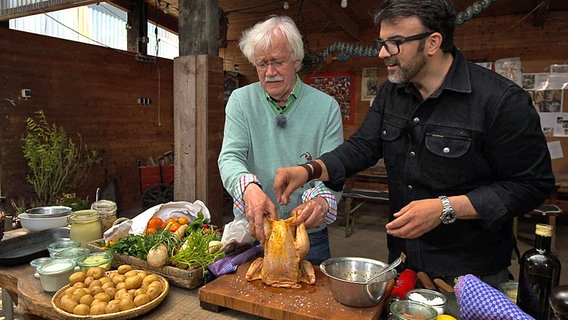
[18,212,70,232]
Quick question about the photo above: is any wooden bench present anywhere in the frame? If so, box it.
[342,188,390,237]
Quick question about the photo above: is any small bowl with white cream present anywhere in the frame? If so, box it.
[406,288,447,315]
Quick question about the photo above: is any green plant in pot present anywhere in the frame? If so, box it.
[21,110,102,206]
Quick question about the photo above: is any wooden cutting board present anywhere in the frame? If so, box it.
[198,261,389,320]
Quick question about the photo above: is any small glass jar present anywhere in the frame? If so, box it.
[91,200,117,232]
[406,288,447,315]
[389,300,437,320]
[69,210,102,247]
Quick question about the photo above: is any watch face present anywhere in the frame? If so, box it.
[441,212,456,224]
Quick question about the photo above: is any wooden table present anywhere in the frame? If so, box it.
[0,229,264,320]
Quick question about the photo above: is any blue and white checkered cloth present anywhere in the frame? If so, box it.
[455,274,534,320]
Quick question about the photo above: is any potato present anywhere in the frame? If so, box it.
[115,288,130,300]
[99,276,111,284]
[124,270,138,278]
[79,293,94,306]
[73,303,90,315]
[146,286,161,301]
[125,275,143,290]
[83,276,94,287]
[105,300,121,313]
[102,281,115,290]
[71,288,88,303]
[73,281,87,289]
[148,280,163,291]
[117,264,133,275]
[112,274,126,285]
[68,271,86,285]
[90,286,104,296]
[134,288,146,296]
[59,295,78,313]
[90,302,107,315]
[94,292,111,303]
[138,271,148,279]
[88,279,102,289]
[133,293,150,307]
[142,274,159,287]
[119,297,135,311]
[87,267,106,279]
[115,282,126,290]
[64,286,75,296]
[104,287,117,298]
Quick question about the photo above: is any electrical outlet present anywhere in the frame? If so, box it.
[137,97,152,106]
[21,89,31,98]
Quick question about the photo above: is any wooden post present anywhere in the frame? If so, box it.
[173,55,224,226]
[174,0,223,224]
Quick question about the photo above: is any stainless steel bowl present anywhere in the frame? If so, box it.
[25,206,72,219]
[320,257,397,307]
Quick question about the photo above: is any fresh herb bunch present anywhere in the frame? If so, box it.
[170,227,224,270]
[107,227,180,260]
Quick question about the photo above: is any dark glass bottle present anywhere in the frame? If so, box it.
[517,224,561,320]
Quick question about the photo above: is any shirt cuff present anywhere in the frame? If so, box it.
[232,174,262,218]
[301,185,337,224]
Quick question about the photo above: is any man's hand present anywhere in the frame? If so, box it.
[290,197,329,229]
[385,198,443,238]
[243,183,278,243]
[274,166,309,205]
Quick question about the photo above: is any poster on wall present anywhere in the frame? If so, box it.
[495,57,522,86]
[305,73,355,124]
[361,68,378,101]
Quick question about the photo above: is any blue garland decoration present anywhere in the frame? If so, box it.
[317,0,494,62]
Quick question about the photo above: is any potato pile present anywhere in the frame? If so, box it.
[55,264,166,316]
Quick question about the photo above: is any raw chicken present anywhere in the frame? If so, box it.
[245,216,316,288]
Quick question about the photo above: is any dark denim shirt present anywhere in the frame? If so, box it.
[321,49,554,278]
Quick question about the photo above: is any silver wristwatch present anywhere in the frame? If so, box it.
[439,195,456,224]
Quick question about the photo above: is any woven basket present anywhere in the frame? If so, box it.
[52,270,169,320]
[87,239,204,289]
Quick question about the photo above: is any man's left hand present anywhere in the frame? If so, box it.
[385,198,443,238]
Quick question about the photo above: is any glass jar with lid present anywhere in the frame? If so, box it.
[69,209,102,247]
[91,200,117,232]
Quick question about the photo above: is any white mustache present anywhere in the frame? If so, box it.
[265,75,284,82]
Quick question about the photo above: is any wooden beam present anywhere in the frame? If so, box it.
[178,0,219,56]
[312,0,360,41]
[0,0,99,21]
[111,0,178,34]
[173,55,224,225]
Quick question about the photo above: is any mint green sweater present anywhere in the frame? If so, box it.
[218,79,344,227]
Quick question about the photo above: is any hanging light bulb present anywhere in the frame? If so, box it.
[283,1,289,9]
[163,3,170,14]
[341,0,347,8]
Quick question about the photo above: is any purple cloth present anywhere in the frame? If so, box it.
[454,274,534,320]
[207,245,263,277]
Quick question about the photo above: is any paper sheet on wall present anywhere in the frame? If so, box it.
[548,140,564,160]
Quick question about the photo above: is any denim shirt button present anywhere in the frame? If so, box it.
[382,130,387,136]
[443,147,450,153]
[407,185,413,190]
[410,151,416,157]
[413,117,420,124]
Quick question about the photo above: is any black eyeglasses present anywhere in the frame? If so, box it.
[374,32,434,56]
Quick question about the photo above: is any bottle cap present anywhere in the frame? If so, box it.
[535,223,553,237]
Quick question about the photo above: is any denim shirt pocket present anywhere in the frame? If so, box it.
[425,133,471,158]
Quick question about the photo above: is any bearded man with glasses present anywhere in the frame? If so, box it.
[275,0,554,288]
[218,15,344,265]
